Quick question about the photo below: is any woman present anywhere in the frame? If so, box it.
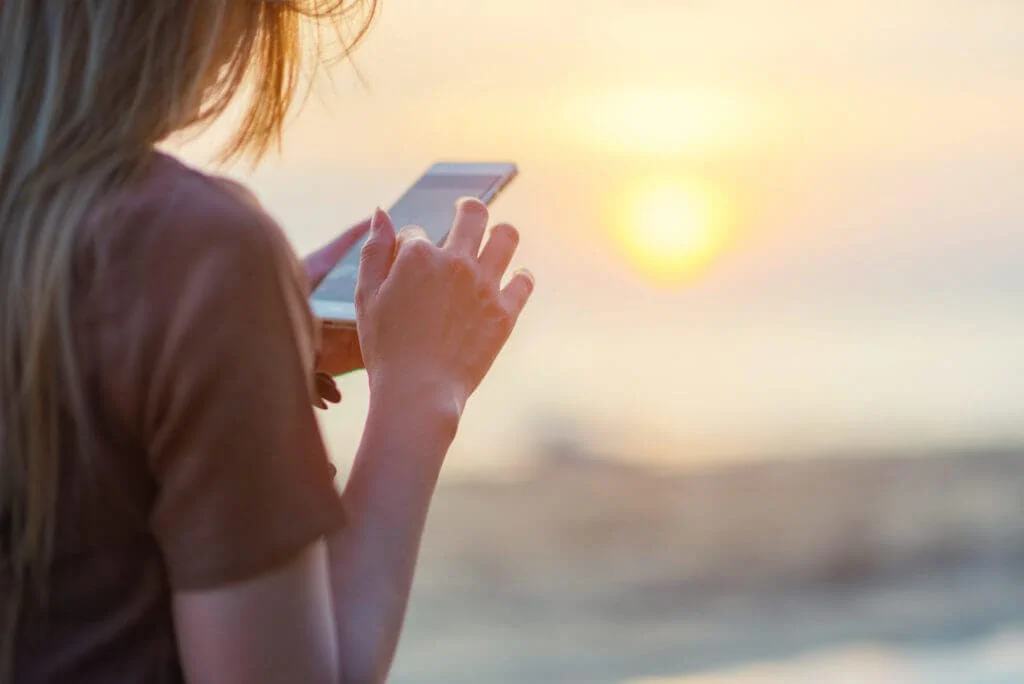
[0,2,533,683]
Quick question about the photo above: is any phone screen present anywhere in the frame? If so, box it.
[311,171,507,316]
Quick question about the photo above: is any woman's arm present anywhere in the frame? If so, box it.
[326,389,458,683]
[325,200,533,681]
[173,396,456,684]
[174,200,531,684]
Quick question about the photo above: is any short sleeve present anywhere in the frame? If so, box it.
[123,173,345,590]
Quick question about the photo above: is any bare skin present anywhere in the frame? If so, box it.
[173,199,533,684]
[304,217,370,380]
[304,218,369,408]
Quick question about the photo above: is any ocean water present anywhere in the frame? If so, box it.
[644,628,1024,684]
[387,455,1024,683]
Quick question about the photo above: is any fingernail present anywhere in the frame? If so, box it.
[371,207,386,230]
[520,268,536,290]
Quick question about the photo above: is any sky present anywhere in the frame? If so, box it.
[176,0,1024,475]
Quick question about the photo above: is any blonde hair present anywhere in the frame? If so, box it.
[0,0,377,677]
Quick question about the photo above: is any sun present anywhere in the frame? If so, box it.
[612,178,734,284]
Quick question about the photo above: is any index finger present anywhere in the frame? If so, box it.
[443,198,489,256]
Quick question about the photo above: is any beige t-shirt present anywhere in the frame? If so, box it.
[9,152,345,682]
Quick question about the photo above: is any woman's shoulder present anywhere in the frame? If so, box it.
[80,150,307,326]
[101,151,285,255]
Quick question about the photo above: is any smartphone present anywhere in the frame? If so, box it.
[310,162,519,328]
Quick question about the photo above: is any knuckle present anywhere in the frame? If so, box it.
[399,237,433,264]
[450,254,475,279]
[397,224,427,240]
[476,280,493,300]
[434,249,455,271]
[354,284,370,309]
[495,307,516,334]
[409,239,432,257]
[360,237,382,260]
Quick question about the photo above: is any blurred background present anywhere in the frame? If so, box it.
[175,0,1024,681]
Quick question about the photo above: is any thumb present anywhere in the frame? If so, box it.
[357,207,396,301]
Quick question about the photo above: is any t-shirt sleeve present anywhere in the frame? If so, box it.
[134,182,345,590]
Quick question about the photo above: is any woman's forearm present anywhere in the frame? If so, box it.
[326,385,459,684]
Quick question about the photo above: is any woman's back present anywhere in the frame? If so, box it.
[10,153,345,682]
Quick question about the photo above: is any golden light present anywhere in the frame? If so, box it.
[611,178,734,284]
[562,88,749,157]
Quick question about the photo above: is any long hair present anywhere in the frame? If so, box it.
[0,0,377,677]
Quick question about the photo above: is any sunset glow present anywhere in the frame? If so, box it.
[612,178,734,284]
[564,88,749,156]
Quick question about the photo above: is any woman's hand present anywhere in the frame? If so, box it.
[356,200,534,418]
[304,216,370,372]
[304,219,370,408]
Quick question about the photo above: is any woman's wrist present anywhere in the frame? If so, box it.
[367,372,463,448]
